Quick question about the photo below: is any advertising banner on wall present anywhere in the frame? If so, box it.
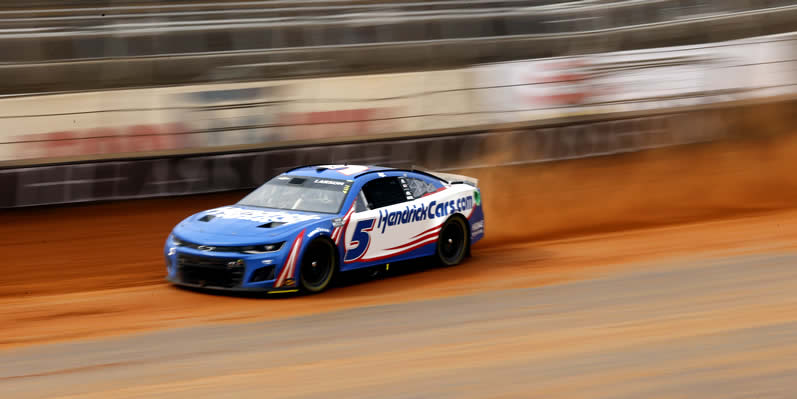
[0,33,794,166]
[470,35,797,124]
[0,70,475,164]
[273,69,475,141]
[0,81,285,162]
[168,85,285,147]
[0,106,741,208]
[0,88,180,162]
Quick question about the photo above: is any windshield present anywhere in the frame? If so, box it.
[237,175,352,214]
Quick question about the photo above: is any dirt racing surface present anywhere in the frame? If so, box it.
[1,132,797,397]
[4,250,797,399]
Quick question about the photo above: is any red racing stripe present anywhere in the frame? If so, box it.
[279,236,301,286]
[422,187,447,197]
[411,223,443,239]
[285,233,304,282]
[385,230,440,251]
[358,236,438,263]
[275,230,304,287]
[335,203,356,245]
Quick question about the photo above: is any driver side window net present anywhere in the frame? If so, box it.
[360,177,407,209]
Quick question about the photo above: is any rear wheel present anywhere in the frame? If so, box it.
[436,216,469,266]
[299,238,337,293]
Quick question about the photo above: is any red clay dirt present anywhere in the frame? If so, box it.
[1,132,797,349]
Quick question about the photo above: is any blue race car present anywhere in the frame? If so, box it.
[165,164,485,294]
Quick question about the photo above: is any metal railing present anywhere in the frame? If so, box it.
[0,0,588,14]
[0,0,793,94]
[2,0,789,63]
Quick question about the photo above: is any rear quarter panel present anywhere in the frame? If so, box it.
[341,182,483,270]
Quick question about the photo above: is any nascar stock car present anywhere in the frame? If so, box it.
[165,164,485,294]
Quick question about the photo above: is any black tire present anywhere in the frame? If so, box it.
[435,216,470,266]
[299,238,337,293]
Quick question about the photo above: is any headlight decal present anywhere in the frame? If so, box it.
[170,236,285,254]
[242,242,285,254]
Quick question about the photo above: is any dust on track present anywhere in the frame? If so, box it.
[1,132,797,349]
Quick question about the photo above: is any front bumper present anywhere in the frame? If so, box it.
[164,236,297,293]
[166,276,299,294]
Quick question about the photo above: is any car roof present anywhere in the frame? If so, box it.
[283,165,447,187]
[283,164,447,183]
[283,164,394,180]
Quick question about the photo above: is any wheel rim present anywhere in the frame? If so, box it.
[439,219,466,264]
[300,241,334,290]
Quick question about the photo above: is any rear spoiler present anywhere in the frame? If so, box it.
[412,166,479,187]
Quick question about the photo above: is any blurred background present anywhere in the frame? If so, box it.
[2,2,797,398]
[1,0,796,209]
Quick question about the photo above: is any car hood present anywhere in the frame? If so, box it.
[171,205,330,246]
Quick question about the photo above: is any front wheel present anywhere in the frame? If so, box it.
[299,238,337,293]
[436,216,469,266]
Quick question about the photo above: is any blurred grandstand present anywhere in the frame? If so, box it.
[1,0,794,94]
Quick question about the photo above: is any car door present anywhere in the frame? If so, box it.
[342,176,410,267]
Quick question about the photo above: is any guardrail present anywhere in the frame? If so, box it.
[2,0,787,29]
[0,0,545,22]
[0,0,563,13]
[3,1,790,60]
[0,1,711,34]
[1,5,795,94]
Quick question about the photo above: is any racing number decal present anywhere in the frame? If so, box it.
[344,218,375,262]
